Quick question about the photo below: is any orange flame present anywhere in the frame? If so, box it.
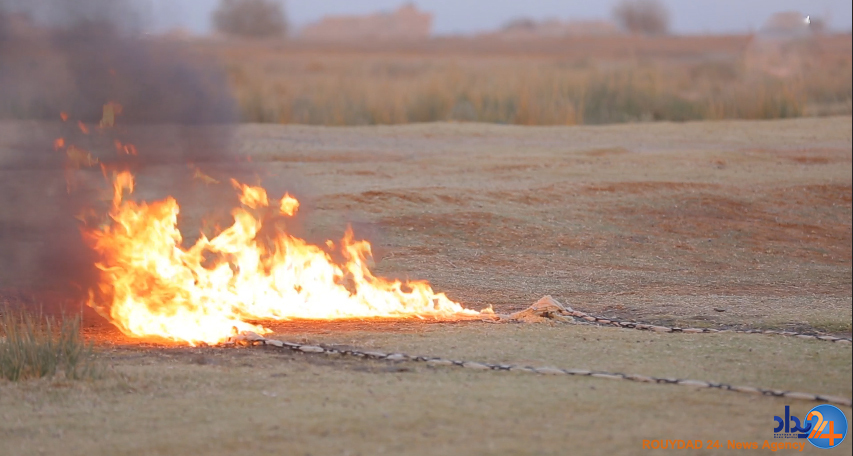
[230,179,269,209]
[100,102,123,128]
[191,166,220,185]
[280,194,299,216]
[114,140,138,156]
[66,145,98,168]
[84,172,475,344]
[60,112,69,121]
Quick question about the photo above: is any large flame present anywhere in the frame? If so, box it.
[84,170,477,344]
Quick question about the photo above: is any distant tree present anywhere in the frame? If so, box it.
[502,17,537,32]
[612,0,670,36]
[212,0,287,39]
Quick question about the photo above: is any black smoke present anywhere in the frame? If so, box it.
[0,0,243,307]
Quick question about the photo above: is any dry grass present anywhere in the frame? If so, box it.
[0,324,850,456]
[0,117,850,455]
[198,34,852,125]
[2,33,849,126]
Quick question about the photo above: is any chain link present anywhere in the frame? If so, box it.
[565,309,852,344]
[225,327,852,407]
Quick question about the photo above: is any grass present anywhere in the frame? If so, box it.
[0,116,849,455]
[0,324,850,456]
[2,33,849,126]
[0,308,100,381]
[203,34,852,126]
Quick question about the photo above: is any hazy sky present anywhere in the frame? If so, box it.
[149,0,853,35]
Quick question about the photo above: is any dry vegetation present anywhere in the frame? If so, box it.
[197,34,852,125]
[1,325,850,456]
[0,116,850,454]
[0,310,99,381]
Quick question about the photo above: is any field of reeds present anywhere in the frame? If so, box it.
[199,33,852,125]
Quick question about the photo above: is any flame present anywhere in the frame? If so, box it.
[60,112,69,121]
[191,166,220,185]
[280,194,299,216]
[100,102,123,128]
[84,172,476,344]
[231,179,269,209]
[114,140,138,156]
[77,121,89,134]
[111,170,134,207]
[66,145,98,168]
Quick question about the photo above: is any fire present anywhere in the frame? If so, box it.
[100,102,123,128]
[84,171,477,344]
[230,179,269,209]
[114,140,138,156]
[66,145,98,168]
[280,194,299,216]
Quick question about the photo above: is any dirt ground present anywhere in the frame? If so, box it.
[1,116,851,455]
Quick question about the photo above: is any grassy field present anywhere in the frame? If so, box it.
[1,325,850,455]
[1,116,851,455]
[2,33,850,127]
[198,34,852,125]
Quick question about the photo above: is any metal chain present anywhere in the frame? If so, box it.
[564,309,853,344]
[225,332,853,408]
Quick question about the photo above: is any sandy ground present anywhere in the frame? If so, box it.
[1,116,851,455]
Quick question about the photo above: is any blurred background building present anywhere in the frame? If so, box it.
[299,4,432,41]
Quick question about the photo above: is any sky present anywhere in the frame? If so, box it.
[148,0,853,35]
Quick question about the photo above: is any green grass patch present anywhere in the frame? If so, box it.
[0,309,100,381]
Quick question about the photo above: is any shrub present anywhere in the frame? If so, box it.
[0,308,100,381]
[212,0,288,39]
[612,0,670,36]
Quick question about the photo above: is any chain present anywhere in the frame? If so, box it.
[563,309,853,344]
[494,296,852,343]
[221,296,851,406]
[225,331,852,408]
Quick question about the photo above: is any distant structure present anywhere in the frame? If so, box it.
[498,18,620,38]
[299,4,432,41]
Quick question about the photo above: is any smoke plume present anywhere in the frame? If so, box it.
[0,0,242,306]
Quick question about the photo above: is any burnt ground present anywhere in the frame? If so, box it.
[0,117,851,455]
